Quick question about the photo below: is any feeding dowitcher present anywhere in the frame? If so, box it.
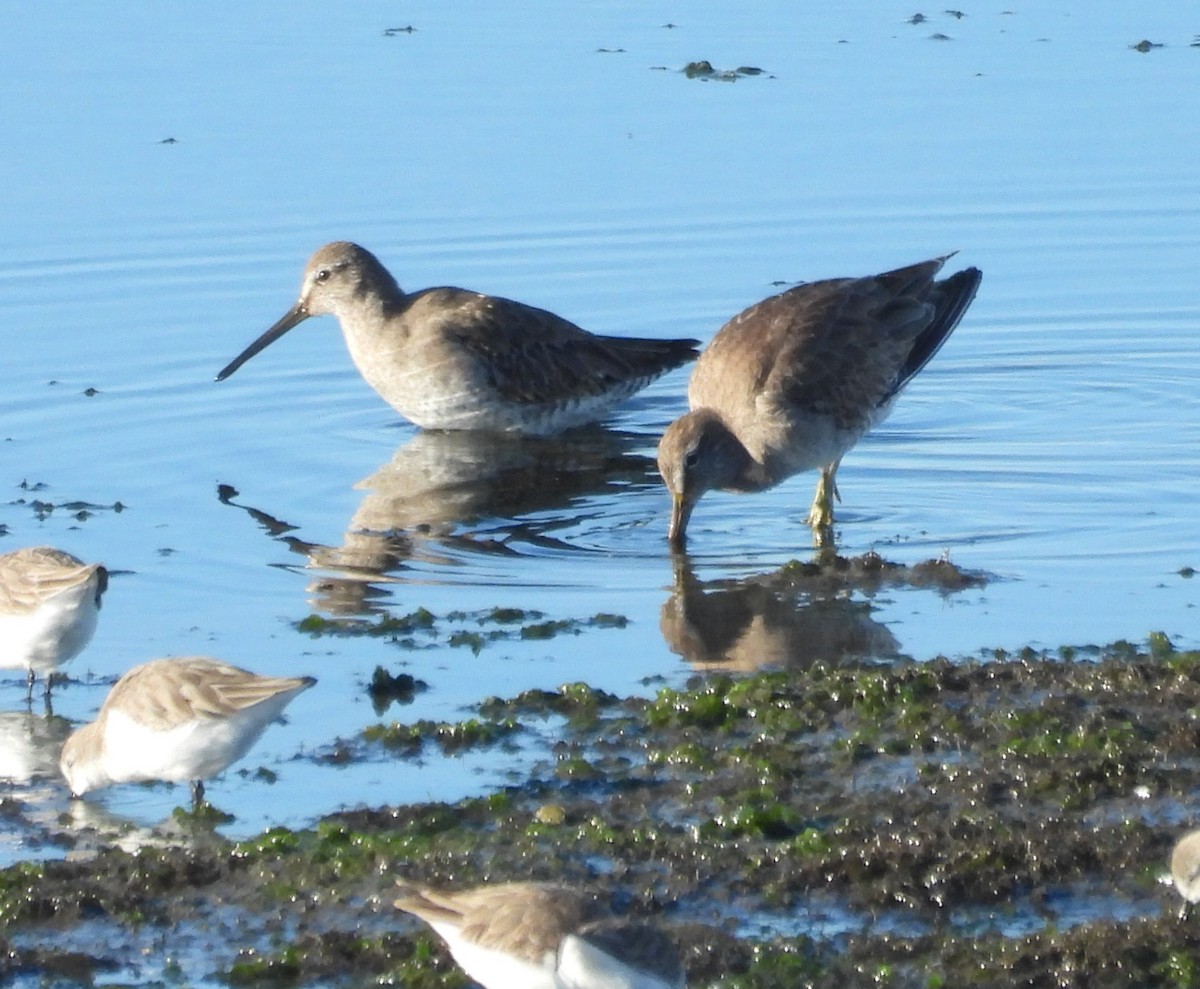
[0,546,107,699]
[394,880,685,989]
[217,241,699,436]
[59,656,315,806]
[657,254,982,545]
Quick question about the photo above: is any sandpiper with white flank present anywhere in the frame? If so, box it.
[59,656,315,806]
[1171,829,1200,920]
[394,880,685,989]
[217,242,699,436]
[0,546,108,699]
[657,254,982,545]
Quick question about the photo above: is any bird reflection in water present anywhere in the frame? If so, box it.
[660,557,902,673]
[0,706,72,786]
[219,428,657,615]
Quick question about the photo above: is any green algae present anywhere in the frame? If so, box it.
[362,716,522,755]
[295,607,630,655]
[478,680,623,727]
[10,634,1200,987]
[226,931,467,988]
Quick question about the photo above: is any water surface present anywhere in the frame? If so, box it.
[2,2,1199,858]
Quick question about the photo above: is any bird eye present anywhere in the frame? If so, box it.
[684,449,700,469]
[315,268,331,282]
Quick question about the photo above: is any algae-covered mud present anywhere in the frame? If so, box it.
[5,636,1200,988]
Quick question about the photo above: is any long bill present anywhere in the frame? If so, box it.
[215,302,310,381]
[666,492,695,548]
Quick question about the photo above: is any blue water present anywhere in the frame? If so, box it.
[2,0,1199,880]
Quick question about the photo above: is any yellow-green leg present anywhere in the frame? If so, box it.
[805,459,841,531]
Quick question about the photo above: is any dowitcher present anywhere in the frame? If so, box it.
[59,656,315,806]
[657,254,982,545]
[0,546,107,699]
[394,880,685,989]
[217,242,699,436]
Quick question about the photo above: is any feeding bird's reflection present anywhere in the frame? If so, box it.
[661,557,902,673]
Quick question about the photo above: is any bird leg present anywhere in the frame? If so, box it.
[190,779,206,809]
[806,460,842,531]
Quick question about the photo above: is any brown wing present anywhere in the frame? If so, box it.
[756,256,975,431]
[396,882,609,959]
[411,289,699,405]
[104,657,313,731]
[764,278,927,430]
[0,546,103,613]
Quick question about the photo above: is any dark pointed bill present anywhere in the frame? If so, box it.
[666,493,694,547]
[215,303,310,382]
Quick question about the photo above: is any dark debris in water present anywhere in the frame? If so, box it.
[12,489,127,523]
[9,636,1200,986]
[367,668,429,715]
[1131,39,1165,52]
[777,549,988,595]
[681,60,769,82]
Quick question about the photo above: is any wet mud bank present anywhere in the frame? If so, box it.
[6,635,1200,987]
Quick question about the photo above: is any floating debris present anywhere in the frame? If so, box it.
[682,60,767,81]
[367,668,429,715]
[1130,39,1164,52]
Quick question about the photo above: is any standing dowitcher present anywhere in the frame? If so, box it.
[217,242,699,436]
[59,656,315,807]
[0,546,107,699]
[394,880,685,989]
[657,254,982,545]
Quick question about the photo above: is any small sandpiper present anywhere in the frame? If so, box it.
[394,880,685,989]
[657,254,982,545]
[59,656,315,807]
[0,546,108,700]
[217,241,699,436]
[1171,828,1200,920]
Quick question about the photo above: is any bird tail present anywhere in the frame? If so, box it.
[897,261,983,390]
